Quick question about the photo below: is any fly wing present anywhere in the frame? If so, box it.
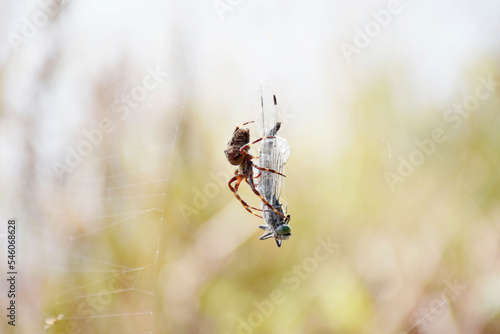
[273,136,291,200]
[255,86,277,138]
[256,87,279,205]
[256,87,290,206]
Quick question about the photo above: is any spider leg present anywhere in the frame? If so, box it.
[235,178,263,212]
[252,162,286,177]
[228,175,263,218]
[246,171,289,220]
[234,177,243,191]
[239,137,286,178]
[251,171,262,186]
[239,135,277,155]
[233,121,255,132]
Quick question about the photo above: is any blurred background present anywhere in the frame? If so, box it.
[1,0,500,333]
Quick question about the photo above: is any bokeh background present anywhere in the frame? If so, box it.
[1,0,500,333]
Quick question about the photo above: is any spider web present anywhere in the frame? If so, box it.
[0,1,197,332]
[17,99,184,334]
[0,63,186,333]
[52,105,176,333]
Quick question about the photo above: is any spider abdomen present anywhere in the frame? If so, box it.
[224,127,250,165]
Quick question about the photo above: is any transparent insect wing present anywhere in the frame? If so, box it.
[256,87,282,204]
[256,87,290,203]
[273,136,291,200]
[255,86,278,138]
[256,87,292,245]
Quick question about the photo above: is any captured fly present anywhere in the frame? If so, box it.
[255,87,291,247]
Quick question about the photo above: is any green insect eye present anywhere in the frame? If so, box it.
[276,225,291,235]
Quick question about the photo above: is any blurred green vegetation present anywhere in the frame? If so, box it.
[6,60,500,334]
[3,1,500,334]
[154,63,500,333]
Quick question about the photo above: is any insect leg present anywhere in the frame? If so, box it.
[246,171,289,220]
[234,178,263,211]
[251,162,286,177]
[233,121,255,132]
[239,135,277,155]
[228,175,263,218]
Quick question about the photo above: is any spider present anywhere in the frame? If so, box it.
[224,121,288,220]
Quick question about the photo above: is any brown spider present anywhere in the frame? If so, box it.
[224,121,288,219]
